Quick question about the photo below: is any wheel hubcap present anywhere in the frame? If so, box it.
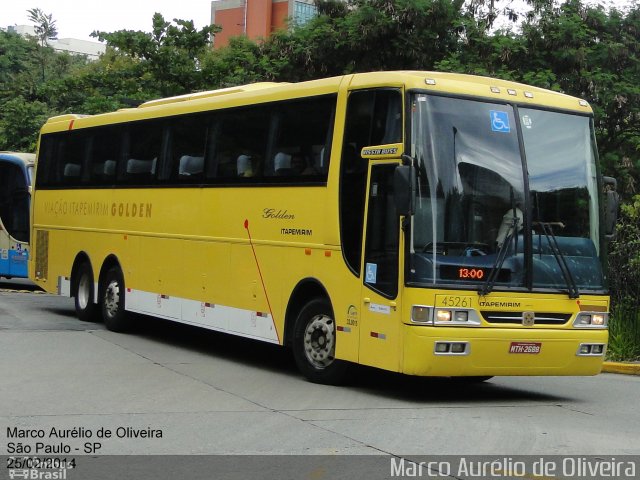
[104,280,120,319]
[77,274,90,310]
[303,314,335,369]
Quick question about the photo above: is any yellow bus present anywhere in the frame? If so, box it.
[1,152,35,279]
[30,72,617,384]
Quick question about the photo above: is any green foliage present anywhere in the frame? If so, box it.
[26,8,61,82]
[92,13,220,96]
[0,30,40,100]
[258,0,467,80]
[201,36,274,87]
[0,97,50,151]
[27,8,58,46]
[607,195,640,361]
[0,29,89,150]
[607,307,640,362]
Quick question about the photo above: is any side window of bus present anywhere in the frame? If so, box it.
[87,126,121,185]
[35,136,54,187]
[340,88,403,276]
[212,107,270,181]
[0,161,29,243]
[167,114,209,182]
[52,132,88,187]
[269,95,335,181]
[122,121,163,185]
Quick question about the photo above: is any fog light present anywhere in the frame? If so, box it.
[412,306,431,323]
[451,343,466,354]
[592,314,605,326]
[436,310,452,322]
[592,344,604,355]
[579,344,592,355]
[454,311,469,322]
[435,342,450,353]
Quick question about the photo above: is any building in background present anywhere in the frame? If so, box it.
[210,0,317,48]
[6,25,105,59]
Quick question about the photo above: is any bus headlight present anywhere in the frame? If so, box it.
[454,311,469,322]
[411,306,481,326]
[574,312,608,328]
[411,306,432,324]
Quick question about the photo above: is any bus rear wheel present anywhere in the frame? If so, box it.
[74,262,98,322]
[100,267,129,332]
[292,298,349,385]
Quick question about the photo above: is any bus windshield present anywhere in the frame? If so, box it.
[408,94,604,293]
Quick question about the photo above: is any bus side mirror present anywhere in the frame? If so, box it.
[603,176,619,240]
[394,165,415,217]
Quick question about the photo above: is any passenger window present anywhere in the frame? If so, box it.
[213,108,270,180]
[122,121,163,184]
[270,96,335,180]
[51,132,87,187]
[168,115,209,181]
[88,127,120,185]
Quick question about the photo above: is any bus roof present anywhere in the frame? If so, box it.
[40,71,592,134]
[0,151,36,166]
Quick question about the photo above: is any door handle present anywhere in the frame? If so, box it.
[363,297,371,304]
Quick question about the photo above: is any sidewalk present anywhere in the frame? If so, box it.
[602,361,640,375]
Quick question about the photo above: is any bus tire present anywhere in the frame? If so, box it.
[100,266,129,332]
[292,298,350,385]
[74,262,98,322]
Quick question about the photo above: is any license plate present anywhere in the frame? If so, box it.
[509,342,541,354]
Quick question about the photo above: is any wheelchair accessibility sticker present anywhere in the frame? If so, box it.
[490,110,511,133]
[365,263,378,284]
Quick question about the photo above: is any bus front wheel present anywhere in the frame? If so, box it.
[100,267,129,332]
[74,262,98,322]
[292,298,349,385]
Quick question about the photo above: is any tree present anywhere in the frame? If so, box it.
[0,30,86,151]
[0,97,50,151]
[92,13,220,97]
[27,8,58,47]
[0,30,40,100]
[607,194,640,360]
[27,8,59,82]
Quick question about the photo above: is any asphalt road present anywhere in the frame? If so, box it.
[1,278,639,478]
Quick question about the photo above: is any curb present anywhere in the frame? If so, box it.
[602,362,640,375]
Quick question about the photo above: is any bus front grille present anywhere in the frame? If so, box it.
[480,311,572,325]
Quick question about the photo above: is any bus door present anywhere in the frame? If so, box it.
[0,160,30,277]
[359,163,402,371]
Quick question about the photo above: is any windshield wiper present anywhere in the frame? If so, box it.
[533,221,580,299]
[478,217,519,296]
